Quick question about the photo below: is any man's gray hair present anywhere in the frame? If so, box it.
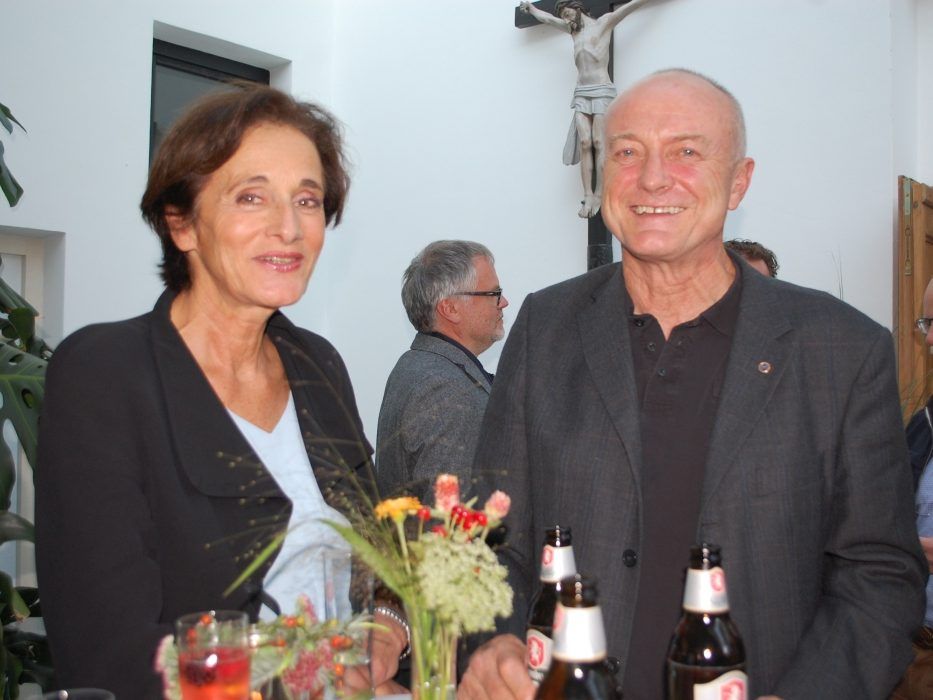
[402,240,494,333]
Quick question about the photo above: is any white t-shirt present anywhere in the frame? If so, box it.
[228,393,351,622]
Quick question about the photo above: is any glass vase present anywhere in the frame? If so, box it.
[407,607,457,700]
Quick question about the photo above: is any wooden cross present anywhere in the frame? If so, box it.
[515,0,636,269]
[514,0,630,28]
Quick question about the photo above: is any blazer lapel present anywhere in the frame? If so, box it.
[268,314,375,510]
[577,266,644,494]
[700,271,796,511]
[149,291,280,500]
[148,291,290,607]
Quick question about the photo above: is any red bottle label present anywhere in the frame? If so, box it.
[526,628,553,684]
[682,567,730,613]
[540,545,576,583]
[692,670,747,699]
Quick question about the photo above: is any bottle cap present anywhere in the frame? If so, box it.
[559,574,597,607]
[690,542,722,569]
[545,525,572,547]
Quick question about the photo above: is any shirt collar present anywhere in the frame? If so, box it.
[621,258,743,337]
[429,331,494,383]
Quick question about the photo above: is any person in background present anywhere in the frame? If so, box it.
[377,240,508,501]
[894,275,933,699]
[35,85,407,698]
[725,238,779,277]
[459,68,924,700]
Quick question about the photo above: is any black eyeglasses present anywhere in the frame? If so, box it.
[917,317,933,334]
[455,288,504,302]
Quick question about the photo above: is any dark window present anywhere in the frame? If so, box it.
[150,39,270,161]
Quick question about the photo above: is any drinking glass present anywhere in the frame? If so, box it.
[175,610,251,700]
[322,547,373,700]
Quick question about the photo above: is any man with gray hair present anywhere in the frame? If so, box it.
[376,240,508,500]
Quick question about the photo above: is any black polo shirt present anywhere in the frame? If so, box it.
[621,264,743,700]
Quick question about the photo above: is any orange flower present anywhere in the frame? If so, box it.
[374,496,422,521]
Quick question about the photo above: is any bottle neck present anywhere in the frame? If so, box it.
[681,566,730,614]
[540,544,576,583]
[551,603,607,662]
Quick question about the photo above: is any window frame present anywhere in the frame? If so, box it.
[149,39,271,160]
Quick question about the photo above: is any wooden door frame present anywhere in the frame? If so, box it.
[895,175,933,420]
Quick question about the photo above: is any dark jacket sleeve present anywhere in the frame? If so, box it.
[905,402,932,490]
[472,298,536,639]
[772,328,927,698]
[35,325,168,699]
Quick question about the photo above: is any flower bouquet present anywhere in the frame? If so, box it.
[156,596,372,700]
[326,474,513,700]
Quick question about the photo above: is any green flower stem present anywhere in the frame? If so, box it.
[394,518,413,576]
[407,604,456,700]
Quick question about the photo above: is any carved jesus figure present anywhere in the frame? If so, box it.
[520,0,651,217]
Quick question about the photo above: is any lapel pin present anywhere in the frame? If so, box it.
[757,361,773,375]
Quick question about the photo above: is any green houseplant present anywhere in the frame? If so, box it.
[0,261,53,698]
[0,102,25,207]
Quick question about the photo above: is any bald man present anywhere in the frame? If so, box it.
[460,69,924,700]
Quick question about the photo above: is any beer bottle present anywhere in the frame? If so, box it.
[527,526,577,684]
[666,543,747,700]
[535,575,620,700]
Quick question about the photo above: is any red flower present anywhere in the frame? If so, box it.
[329,635,353,650]
[434,474,460,512]
[297,594,318,623]
[282,647,332,694]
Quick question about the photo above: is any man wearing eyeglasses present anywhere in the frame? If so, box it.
[376,240,508,501]
[895,277,933,699]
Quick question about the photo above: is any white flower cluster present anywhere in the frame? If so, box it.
[413,534,513,635]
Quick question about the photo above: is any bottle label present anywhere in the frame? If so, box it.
[682,567,730,613]
[540,545,576,583]
[551,604,607,662]
[526,628,552,684]
[692,670,747,700]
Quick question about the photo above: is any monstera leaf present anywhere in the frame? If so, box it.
[0,102,24,207]
[0,119,52,700]
[0,344,44,473]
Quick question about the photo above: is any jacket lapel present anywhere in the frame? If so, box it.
[149,291,280,500]
[577,266,644,494]
[148,291,290,610]
[411,333,493,393]
[267,314,376,510]
[700,269,796,512]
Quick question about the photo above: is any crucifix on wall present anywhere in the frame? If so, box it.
[515,0,652,269]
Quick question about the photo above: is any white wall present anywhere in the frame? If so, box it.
[0,0,928,444]
[915,0,933,184]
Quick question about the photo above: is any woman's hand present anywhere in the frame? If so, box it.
[370,609,408,686]
[342,606,409,695]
